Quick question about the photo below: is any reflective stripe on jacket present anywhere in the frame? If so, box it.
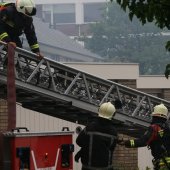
[159,157,170,166]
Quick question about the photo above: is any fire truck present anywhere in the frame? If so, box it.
[1,42,170,169]
[2,127,74,170]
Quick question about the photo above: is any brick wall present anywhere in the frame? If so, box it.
[0,99,8,170]
[113,80,138,170]
[0,99,8,131]
[163,89,170,100]
[113,135,138,170]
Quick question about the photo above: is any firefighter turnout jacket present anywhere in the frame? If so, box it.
[76,117,118,170]
[125,119,170,169]
[0,3,40,53]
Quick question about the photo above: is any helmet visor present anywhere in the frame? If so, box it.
[25,7,36,16]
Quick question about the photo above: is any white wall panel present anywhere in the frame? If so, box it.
[65,62,139,80]
[138,147,153,170]
[137,75,170,89]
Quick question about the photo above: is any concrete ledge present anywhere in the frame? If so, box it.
[64,62,139,80]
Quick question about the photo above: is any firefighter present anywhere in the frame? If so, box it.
[121,103,170,170]
[0,0,43,59]
[75,102,119,170]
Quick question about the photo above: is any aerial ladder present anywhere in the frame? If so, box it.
[0,41,170,137]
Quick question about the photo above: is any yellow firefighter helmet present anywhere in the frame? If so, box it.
[98,102,116,120]
[16,0,36,16]
[152,104,168,119]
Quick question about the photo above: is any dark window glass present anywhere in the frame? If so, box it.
[42,4,75,24]
[84,3,105,23]
[43,11,51,23]
[54,4,75,24]
[54,13,75,24]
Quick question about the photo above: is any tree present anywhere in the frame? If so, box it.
[111,0,170,78]
[83,2,170,75]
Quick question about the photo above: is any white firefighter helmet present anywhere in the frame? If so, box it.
[98,102,116,120]
[16,0,36,16]
[152,104,168,119]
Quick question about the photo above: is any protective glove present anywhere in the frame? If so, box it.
[35,52,44,59]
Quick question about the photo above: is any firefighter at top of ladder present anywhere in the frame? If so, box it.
[0,0,43,59]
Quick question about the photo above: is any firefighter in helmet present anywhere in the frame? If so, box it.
[0,0,43,58]
[121,103,170,170]
[75,102,119,170]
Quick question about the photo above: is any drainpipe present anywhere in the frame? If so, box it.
[7,43,16,130]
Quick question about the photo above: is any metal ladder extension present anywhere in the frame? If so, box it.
[0,41,170,136]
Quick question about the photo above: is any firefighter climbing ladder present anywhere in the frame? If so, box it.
[0,41,170,135]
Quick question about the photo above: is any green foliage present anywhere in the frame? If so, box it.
[83,2,170,75]
[114,0,170,29]
[111,0,170,77]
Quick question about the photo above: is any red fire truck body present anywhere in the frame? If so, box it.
[3,128,74,170]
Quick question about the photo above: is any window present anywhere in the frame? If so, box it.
[54,4,75,24]
[42,4,52,24]
[42,4,75,25]
[84,3,105,23]
[43,11,51,23]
